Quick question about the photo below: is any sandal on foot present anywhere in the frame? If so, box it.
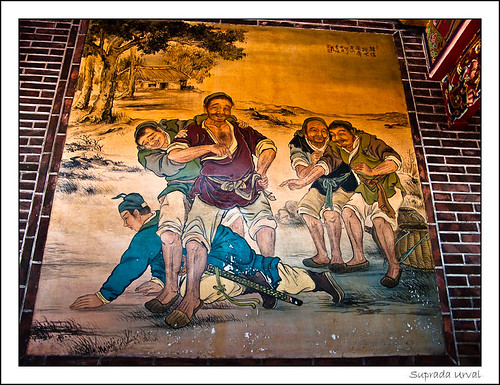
[144,293,180,313]
[380,269,402,288]
[343,260,370,273]
[303,257,329,268]
[328,263,347,273]
[165,301,203,329]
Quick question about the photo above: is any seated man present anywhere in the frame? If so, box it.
[69,193,345,327]
[286,117,358,272]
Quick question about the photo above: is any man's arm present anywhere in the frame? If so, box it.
[167,144,231,163]
[351,136,401,177]
[140,150,187,177]
[69,231,162,309]
[280,165,326,190]
[351,159,398,177]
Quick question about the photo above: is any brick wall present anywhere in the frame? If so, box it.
[18,19,481,366]
[18,19,89,354]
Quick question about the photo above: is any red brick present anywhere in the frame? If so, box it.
[34,27,70,36]
[456,343,480,355]
[457,213,481,222]
[441,139,479,148]
[429,165,466,174]
[468,275,481,286]
[453,194,481,202]
[465,166,480,175]
[20,20,57,28]
[450,298,473,308]
[439,233,460,242]
[464,255,481,265]
[20,105,37,112]
[442,254,465,265]
[454,320,477,331]
[449,174,481,183]
[441,243,481,254]
[461,233,480,243]
[446,265,481,276]
[429,173,448,182]
[446,156,481,165]
[436,212,456,221]
[446,276,468,286]
[426,155,445,164]
[20,82,57,90]
[19,89,40,97]
[462,149,480,157]
[433,192,452,201]
[435,202,474,212]
[448,287,481,298]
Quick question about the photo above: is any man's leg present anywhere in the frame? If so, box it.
[342,207,367,265]
[240,192,277,258]
[165,240,206,328]
[255,226,275,257]
[301,213,329,264]
[323,210,344,265]
[155,231,182,304]
[372,217,401,281]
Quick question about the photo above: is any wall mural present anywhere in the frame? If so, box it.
[26,20,445,359]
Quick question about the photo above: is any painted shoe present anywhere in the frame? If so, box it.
[144,293,180,313]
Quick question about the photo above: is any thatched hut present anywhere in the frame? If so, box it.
[132,66,190,90]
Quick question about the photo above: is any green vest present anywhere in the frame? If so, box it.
[330,131,405,205]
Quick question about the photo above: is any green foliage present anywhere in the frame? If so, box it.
[86,19,246,61]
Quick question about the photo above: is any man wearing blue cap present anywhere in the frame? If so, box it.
[69,193,344,324]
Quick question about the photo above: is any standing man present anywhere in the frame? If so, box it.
[165,92,278,327]
[287,117,358,272]
[281,120,405,288]
[134,117,244,313]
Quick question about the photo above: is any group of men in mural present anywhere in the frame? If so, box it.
[70,92,405,329]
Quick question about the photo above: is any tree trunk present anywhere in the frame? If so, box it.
[80,55,119,123]
[75,55,96,110]
[124,48,136,98]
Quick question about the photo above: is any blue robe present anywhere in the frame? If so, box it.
[99,211,281,301]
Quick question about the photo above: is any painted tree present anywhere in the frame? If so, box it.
[162,43,218,84]
[80,20,246,123]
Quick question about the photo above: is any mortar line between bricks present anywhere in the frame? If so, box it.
[19,20,79,322]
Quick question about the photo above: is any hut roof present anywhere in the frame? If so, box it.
[134,66,189,81]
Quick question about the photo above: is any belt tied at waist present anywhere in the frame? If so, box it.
[321,173,351,210]
[205,173,276,201]
[358,175,396,219]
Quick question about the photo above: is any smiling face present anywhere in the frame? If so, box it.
[304,120,329,148]
[204,97,233,123]
[120,210,144,232]
[137,127,168,150]
[328,125,356,151]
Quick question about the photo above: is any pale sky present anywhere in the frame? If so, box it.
[201,24,409,115]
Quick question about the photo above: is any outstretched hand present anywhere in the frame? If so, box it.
[135,281,163,295]
[280,178,306,190]
[69,293,104,310]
